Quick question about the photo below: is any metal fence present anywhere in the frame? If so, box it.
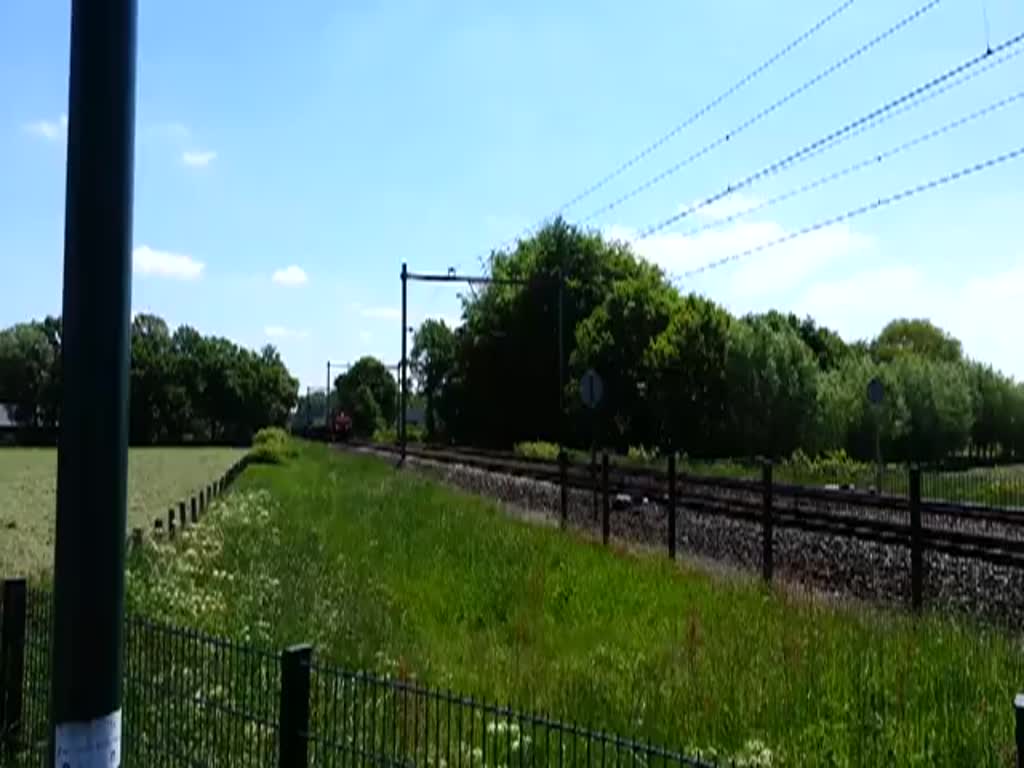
[1,584,715,767]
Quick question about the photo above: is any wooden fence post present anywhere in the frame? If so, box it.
[558,450,568,529]
[1015,694,1024,768]
[278,644,312,768]
[168,507,176,538]
[668,453,677,560]
[910,465,923,612]
[0,578,27,756]
[762,461,774,583]
[601,453,610,547]
[190,496,197,524]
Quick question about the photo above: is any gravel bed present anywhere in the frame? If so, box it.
[352,447,1024,625]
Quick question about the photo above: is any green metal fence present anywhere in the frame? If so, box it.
[1,584,716,767]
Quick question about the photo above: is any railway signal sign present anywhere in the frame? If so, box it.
[867,377,885,405]
[580,369,604,409]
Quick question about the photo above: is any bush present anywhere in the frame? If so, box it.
[371,425,425,444]
[514,441,561,461]
[249,427,295,464]
[253,426,289,447]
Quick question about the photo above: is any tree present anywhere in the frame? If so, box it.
[890,355,973,462]
[646,294,733,456]
[411,319,456,438]
[452,217,659,446]
[0,322,57,426]
[335,356,397,436]
[130,313,174,444]
[725,317,820,459]
[873,319,962,364]
[572,269,680,449]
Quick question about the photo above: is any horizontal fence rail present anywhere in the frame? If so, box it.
[0,586,717,767]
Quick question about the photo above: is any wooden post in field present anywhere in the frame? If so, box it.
[909,466,923,612]
[667,453,677,560]
[762,461,774,583]
[1014,694,1024,768]
[601,453,610,547]
[559,450,569,529]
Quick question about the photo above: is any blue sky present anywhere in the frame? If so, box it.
[2,0,1022,391]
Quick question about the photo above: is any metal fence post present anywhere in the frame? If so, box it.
[1,578,27,755]
[559,450,569,529]
[668,453,677,559]
[910,465,923,612]
[278,644,313,768]
[1015,694,1024,768]
[602,453,610,546]
[762,461,774,583]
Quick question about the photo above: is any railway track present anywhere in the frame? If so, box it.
[355,440,1024,572]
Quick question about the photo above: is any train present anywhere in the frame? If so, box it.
[293,410,353,442]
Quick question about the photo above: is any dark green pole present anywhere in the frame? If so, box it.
[400,263,408,458]
[51,0,137,763]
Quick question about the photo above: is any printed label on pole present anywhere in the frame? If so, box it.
[56,709,122,768]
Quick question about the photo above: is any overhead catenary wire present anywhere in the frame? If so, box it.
[576,0,945,226]
[472,0,861,268]
[667,50,1024,242]
[632,30,1024,242]
[672,86,1024,243]
[675,143,1024,281]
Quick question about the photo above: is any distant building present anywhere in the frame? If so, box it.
[0,404,19,443]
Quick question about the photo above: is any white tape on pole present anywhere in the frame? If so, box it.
[55,709,122,768]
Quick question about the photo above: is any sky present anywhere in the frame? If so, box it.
[1,0,1022,391]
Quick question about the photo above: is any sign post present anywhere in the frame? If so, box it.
[867,377,885,494]
[51,0,138,765]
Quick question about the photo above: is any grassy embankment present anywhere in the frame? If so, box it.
[0,446,245,575]
[127,440,1024,766]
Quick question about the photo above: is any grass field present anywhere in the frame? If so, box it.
[125,440,1024,766]
[0,447,245,576]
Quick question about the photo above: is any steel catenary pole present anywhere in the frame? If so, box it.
[51,0,138,763]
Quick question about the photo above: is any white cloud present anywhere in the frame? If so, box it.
[133,245,205,280]
[795,260,1024,379]
[24,114,67,141]
[265,326,310,340]
[182,150,216,168]
[610,217,873,299]
[359,306,400,320]
[272,265,308,286]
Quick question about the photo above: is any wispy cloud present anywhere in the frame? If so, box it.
[24,114,67,141]
[133,245,205,280]
[359,306,400,320]
[265,326,310,340]
[272,265,308,286]
[608,214,872,300]
[182,150,217,168]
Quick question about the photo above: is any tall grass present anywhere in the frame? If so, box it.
[129,441,1024,766]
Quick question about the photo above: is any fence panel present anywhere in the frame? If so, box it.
[306,661,717,768]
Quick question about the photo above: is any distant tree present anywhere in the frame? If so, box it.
[0,322,57,426]
[646,294,733,456]
[873,319,962,364]
[335,356,397,435]
[725,317,820,459]
[411,319,456,438]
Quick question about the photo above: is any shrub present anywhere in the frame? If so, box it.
[514,441,561,461]
[249,427,295,464]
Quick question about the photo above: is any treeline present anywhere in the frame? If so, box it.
[399,219,1022,463]
[0,313,298,444]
